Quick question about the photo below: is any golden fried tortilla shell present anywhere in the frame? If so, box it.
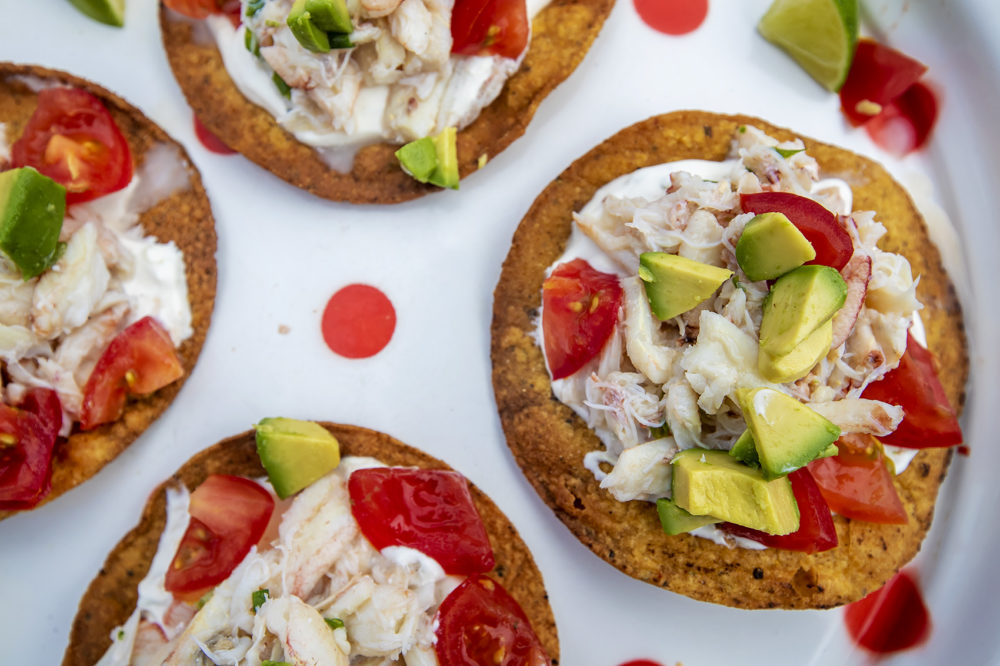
[63,423,558,665]
[0,63,217,520]
[491,110,968,609]
[160,0,614,203]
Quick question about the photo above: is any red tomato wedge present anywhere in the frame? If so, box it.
[0,388,62,510]
[162,0,233,19]
[722,468,838,553]
[452,0,529,59]
[541,258,623,380]
[861,332,962,448]
[11,87,132,204]
[435,574,550,666]
[348,467,495,575]
[740,192,853,271]
[79,316,184,431]
[840,39,928,127]
[808,434,907,524]
[864,80,938,157]
[165,475,274,600]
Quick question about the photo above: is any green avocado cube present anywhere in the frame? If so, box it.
[735,212,816,281]
[638,252,733,321]
[428,126,459,190]
[254,417,341,498]
[395,137,438,183]
[758,264,847,356]
[656,497,720,535]
[0,167,66,280]
[287,0,331,52]
[305,0,352,34]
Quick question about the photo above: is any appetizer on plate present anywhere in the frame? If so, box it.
[159,0,614,202]
[0,63,216,518]
[64,420,557,665]
[491,110,967,609]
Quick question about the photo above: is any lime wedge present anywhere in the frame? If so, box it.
[758,0,858,92]
[67,0,126,27]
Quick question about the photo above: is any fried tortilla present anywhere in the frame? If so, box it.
[491,110,968,609]
[0,63,217,520]
[159,0,614,204]
[63,422,559,664]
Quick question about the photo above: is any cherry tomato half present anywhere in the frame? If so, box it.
[348,467,495,575]
[740,192,854,271]
[11,87,132,204]
[451,0,529,59]
[79,316,184,431]
[164,475,274,600]
[861,332,962,448]
[839,39,927,128]
[435,574,550,666]
[808,434,907,524]
[723,467,838,553]
[541,258,623,380]
[0,388,62,510]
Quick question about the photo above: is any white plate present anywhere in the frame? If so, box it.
[1,1,998,664]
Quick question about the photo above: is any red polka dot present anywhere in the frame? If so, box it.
[322,284,396,359]
[634,0,708,35]
[619,661,664,666]
[193,113,236,155]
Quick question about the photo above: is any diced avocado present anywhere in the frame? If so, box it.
[735,212,816,281]
[396,128,459,189]
[728,429,759,467]
[736,387,841,479]
[429,126,459,190]
[395,137,437,182]
[287,0,331,52]
[327,33,354,49]
[758,317,833,383]
[304,0,352,33]
[254,417,341,498]
[656,497,719,535]
[671,448,799,535]
[758,264,847,356]
[637,252,733,321]
[0,167,66,280]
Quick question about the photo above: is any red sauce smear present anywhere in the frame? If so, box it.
[864,81,939,157]
[193,114,236,155]
[844,570,931,655]
[633,0,708,36]
[321,284,396,359]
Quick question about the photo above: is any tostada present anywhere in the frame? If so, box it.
[491,110,967,609]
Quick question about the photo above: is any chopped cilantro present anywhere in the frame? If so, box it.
[775,147,804,159]
[738,125,747,133]
[649,424,671,439]
[116,629,125,640]
[246,0,265,17]
[252,588,270,612]
[244,29,260,57]
[731,275,746,292]
[325,617,345,630]
[273,73,291,98]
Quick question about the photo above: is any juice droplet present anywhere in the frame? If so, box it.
[193,114,236,155]
[864,81,938,157]
[322,284,396,359]
[633,0,708,36]
[844,569,931,654]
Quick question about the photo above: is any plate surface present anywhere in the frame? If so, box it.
[1,1,998,664]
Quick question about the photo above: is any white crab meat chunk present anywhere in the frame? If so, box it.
[810,398,903,437]
[600,437,678,502]
[260,596,349,666]
[866,247,922,316]
[621,276,678,385]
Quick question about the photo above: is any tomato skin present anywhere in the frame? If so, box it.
[165,475,274,600]
[722,468,838,553]
[861,332,962,448]
[435,574,550,666]
[0,388,62,510]
[451,0,529,59]
[840,39,928,127]
[161,0,230,19]
[740,192,853,271]
[808,434,907,524]
[863,80,938,157]
[80,316,184,431]
[11,87,132,204]
[541,258,623,380]
[348,467,495,575]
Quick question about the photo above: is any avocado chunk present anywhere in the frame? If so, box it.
[637,252,733,321]
[758,317,832,383]
[0,167,66,280]
[736,387,841,479]
[758,264,847,356]
[728,429,759,467]
[735,212,816,281]
[656,497,719,535]
[395,127,459,189]
[671,448,799,535]
[287,0,331,52]
[305,0,352,33]
[395,137,437,182]
[254,417,341,499]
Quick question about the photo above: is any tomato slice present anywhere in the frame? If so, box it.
[164,475,274,600]
[861,332,962,448]
[451,0,529,59]
[348,467,495,575]
[541,258,623,380]
[161,0,235,19]
[79,316,184,431]
[863,80,938,157]
[740,192,854,271]
[808,434,907,524]
[722,467,838,553]
[0,388,62,510]
[434,574,550,666]
[11,87,132,204]
[839,39,928,127]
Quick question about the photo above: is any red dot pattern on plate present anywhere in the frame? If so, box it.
[633,0,708,35]
[322,284,396,359]
[844,569,931,655]
[864,80,938,157]
[193,114,236,155]
[619,660,665,666]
